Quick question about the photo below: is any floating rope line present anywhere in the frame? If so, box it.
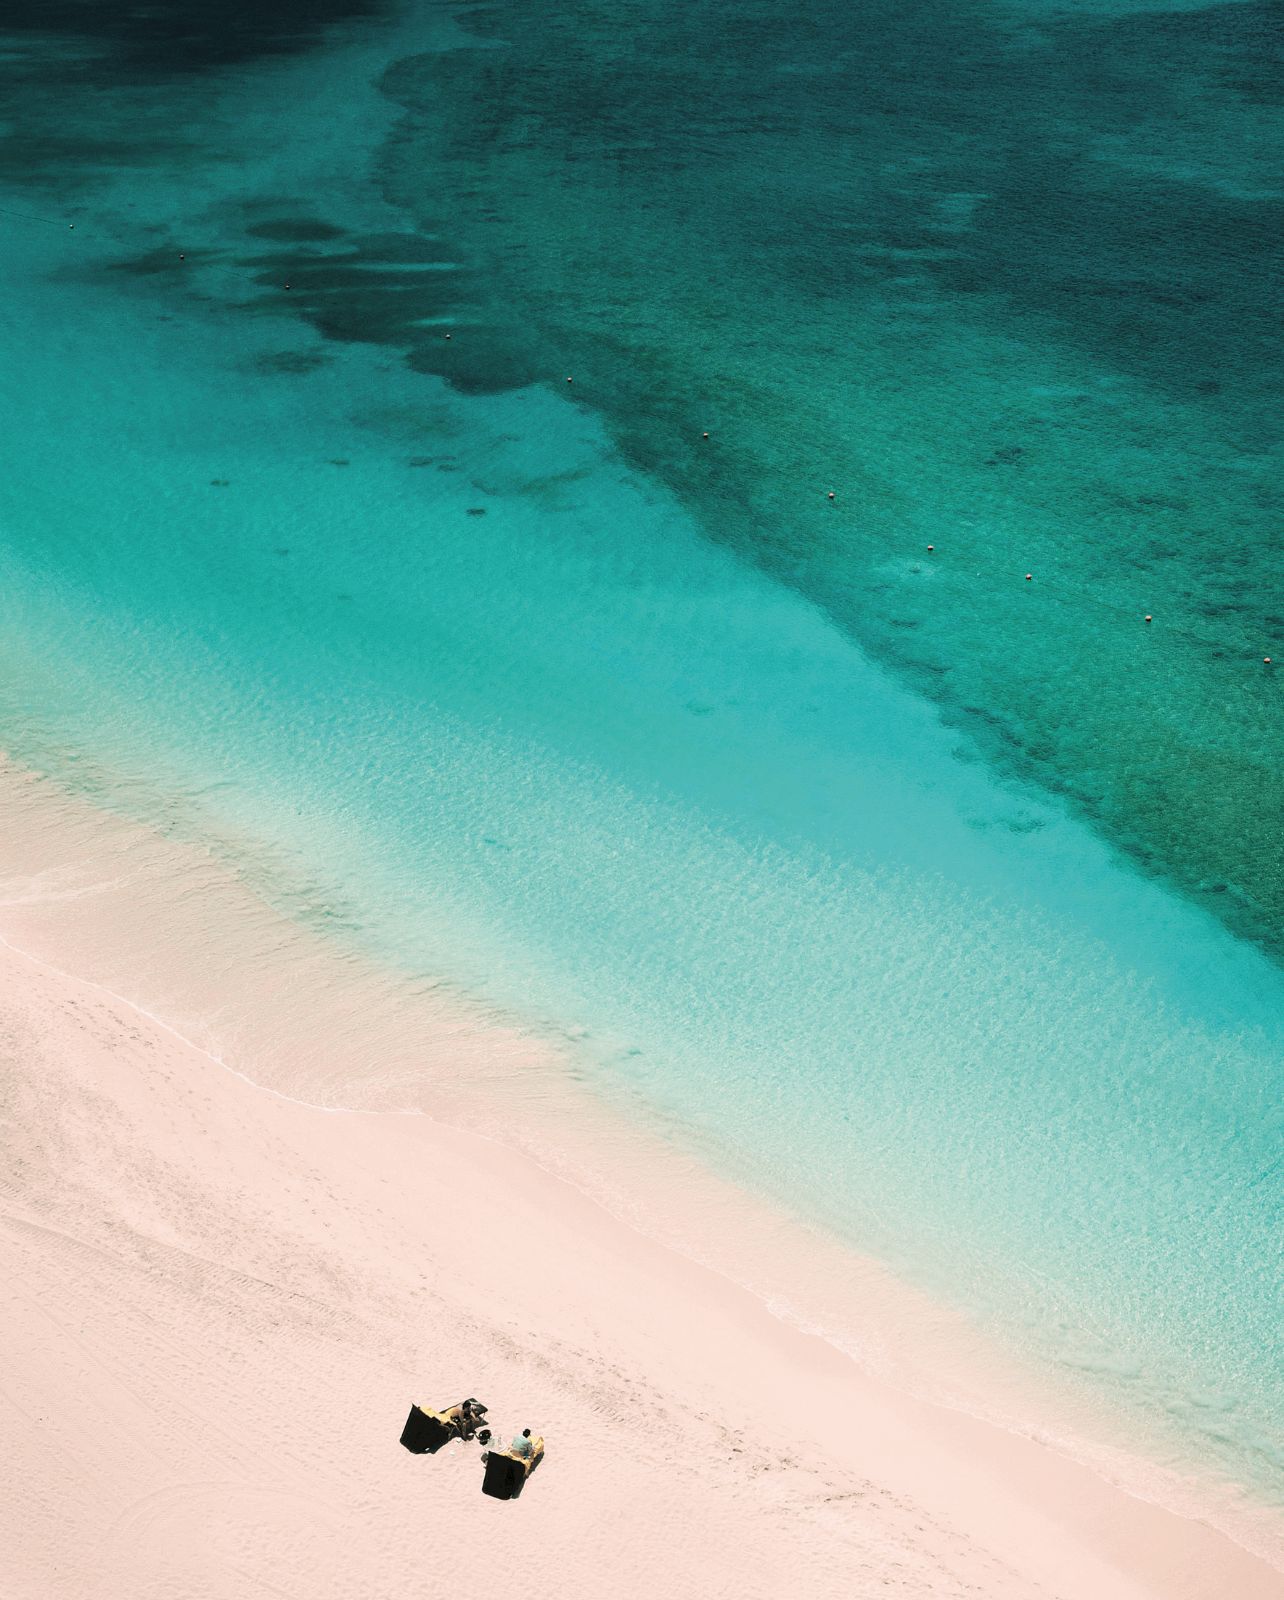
[905,554,1281,668]
[0,205,71,226]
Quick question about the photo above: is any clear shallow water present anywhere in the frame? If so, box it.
[0,0,1281,1521]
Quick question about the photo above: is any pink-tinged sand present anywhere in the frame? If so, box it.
[0,759,1280,1600]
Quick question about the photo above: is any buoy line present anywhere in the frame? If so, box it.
[0,205,70,227]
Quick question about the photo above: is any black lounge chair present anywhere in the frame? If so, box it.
[400,1404,457,1455]
[481,1438,544,1500]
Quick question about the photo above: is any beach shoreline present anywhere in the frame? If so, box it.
[2,755,1281,1598]
[1,0,1281,1534]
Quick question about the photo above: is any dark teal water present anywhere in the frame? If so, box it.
[379,0,1284,958]
[0,0,1281,1529]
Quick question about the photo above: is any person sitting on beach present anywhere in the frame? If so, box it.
[458,1398,488,1441]
[440,1398,486,1441]
[510,1428,534,1459]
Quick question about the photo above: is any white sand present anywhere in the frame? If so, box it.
[1,760,1280,1599]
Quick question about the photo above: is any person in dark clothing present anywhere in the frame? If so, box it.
[458,1398,488,1441]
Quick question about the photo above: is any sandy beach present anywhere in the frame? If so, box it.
[2,759,1280,1600]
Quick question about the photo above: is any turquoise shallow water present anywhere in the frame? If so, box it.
[0,0,1281,1520]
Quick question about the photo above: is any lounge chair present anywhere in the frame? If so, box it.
[399,1403,460,1455]
[481,1437,545,1500]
